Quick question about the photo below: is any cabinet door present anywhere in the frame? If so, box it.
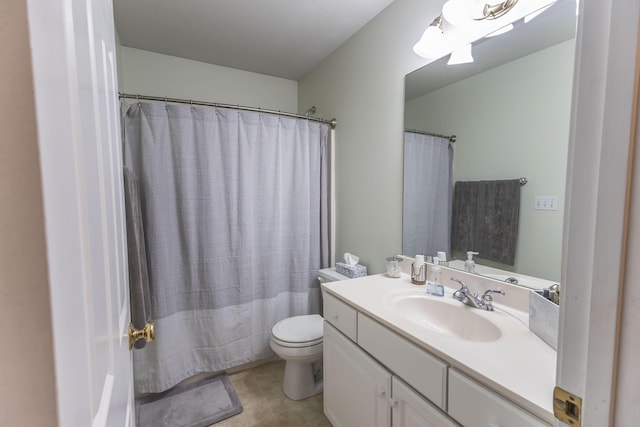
[358,313,448,410]
[392,378,460,427]
[324,322,391,427]
[448,370,551,427]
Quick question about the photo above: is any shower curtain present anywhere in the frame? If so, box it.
[122,102,329,393]
[402,132,453,258]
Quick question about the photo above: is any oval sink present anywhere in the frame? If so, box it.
[386,294,502,342]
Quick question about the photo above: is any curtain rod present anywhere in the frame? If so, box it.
[118,92,337,129]
[405,128,456,143]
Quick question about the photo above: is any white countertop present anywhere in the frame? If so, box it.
[322,273,557,424]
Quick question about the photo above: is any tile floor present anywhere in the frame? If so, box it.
[211,360,332,427]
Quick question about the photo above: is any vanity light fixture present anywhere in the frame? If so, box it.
[476,0,519,20]
[413,14,444,59]
[413,0,558,61]
[447,44,474,65]
[441,0,473,26]
[414,0,521,60]
[443,0,519,26]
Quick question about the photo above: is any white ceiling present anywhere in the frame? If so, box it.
[113,0,395,81]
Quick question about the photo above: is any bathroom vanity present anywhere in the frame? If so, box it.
[321,272,556,427]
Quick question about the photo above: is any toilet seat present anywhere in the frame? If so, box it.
[271,336,323,349]
[271,314,323,348]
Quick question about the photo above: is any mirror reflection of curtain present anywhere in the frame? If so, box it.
[122,102,329,393]
[402,132,453,258]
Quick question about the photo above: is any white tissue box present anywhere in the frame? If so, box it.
[335,262,367,278]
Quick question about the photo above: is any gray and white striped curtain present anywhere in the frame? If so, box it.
[402,132,453,259]
[122,102,329,393]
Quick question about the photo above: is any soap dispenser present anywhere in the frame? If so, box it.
[464,251,479,273]
[430,257,442,284]
[427,257,444,296]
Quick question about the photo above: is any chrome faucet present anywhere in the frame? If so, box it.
[450,277,505,311]
[450,277,480,308]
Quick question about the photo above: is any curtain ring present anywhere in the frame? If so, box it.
[136,94,141,107]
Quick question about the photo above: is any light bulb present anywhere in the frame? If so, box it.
[447,44,474,65]
[443,0,477,26]
[413,16,444,59]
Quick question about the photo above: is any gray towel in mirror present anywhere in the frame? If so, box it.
[451,179,520,265]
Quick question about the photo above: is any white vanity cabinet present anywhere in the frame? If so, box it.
[322,286,553,427]
[324,322,458,427]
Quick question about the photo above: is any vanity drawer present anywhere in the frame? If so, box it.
[323,291,358,341]
[448,369,550,427]
[357,313,448,411]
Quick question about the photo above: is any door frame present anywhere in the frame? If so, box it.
[557,0,640,425]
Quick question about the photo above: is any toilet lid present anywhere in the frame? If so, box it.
[272,314,323,344]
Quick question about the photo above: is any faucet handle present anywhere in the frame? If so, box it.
[482,288,505,301]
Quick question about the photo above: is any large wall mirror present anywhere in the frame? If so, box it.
[403,0,577,283]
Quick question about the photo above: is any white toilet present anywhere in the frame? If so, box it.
[270,314,324,400]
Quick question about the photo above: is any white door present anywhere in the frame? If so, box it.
[25,0,134,426]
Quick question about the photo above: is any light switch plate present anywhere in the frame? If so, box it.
[534,195,559,210]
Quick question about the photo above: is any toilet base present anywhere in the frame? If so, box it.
[282,359,323,400]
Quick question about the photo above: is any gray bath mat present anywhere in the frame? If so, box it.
[136,374,243,427]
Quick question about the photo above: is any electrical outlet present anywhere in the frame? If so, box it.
[534,195,559,211]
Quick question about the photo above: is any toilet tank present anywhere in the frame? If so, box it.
[318,267,350,283]
[318,268,350,318]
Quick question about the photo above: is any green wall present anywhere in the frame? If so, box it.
[298,0,443,273]
[120,46,298,113]
[299,0,574,278]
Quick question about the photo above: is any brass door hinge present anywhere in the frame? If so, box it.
[553,386,582,426]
